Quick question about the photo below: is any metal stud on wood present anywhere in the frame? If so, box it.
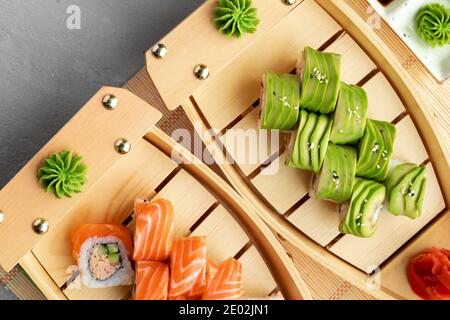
[102,95,119,110]
[114,139,131,154]
[194,64,210,80]
[151,43,168,59]
[32,218,49,235]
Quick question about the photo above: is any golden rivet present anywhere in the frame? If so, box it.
[0,211,4,224]
[282,0,296,5]
[114,139,131,154]
[151,43,168,59]
[102,95,119,110]
[32,218,49,235]
[194,64,210,80]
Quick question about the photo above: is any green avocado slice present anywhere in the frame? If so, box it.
[310,114,332,173]
[356,120,386,180]
[106,243,119,253]
[299,47,341,114]
[286,110,309,168]
[386,163,417,193]
[404,167,426,219]
[372,121,396,181]
[359,183,385,237]
[318,119,333,172]
[330,83,368,144]
[340,178,371,235]
[298,112,318,170]
[315,143,357,203]
[388,167,423,216]
[260,72,301,130]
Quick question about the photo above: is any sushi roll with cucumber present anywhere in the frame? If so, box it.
[286,110,333,173]
[339,178,386,238]
[71,224,134,288]
[312,143,357,203]
[330,83,368,144]
[356,120,396,181]
[297,46,342,114]
[259,71,301,130]
[385,162,426,219]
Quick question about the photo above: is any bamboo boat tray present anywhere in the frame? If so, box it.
[0,87,311,300]
[143,0,450,299]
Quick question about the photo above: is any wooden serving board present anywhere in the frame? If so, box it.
[0,86,310,300]
[142,0,449,300]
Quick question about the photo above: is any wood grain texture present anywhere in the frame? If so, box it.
[146,0,304,110]
[239,246,277,298]
[154,169,216,237]
[191,205,249,262]
[33,139,175,286]
[330,163,445,271]
[0,87,162,271]
[287,197,340,247]
[251,152,312,214]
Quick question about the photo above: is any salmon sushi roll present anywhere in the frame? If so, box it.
[187,258,220,299]
[169,237,207,299]
[133,199,174,261]
[203,258,244,300]
[71,224,134,288]
[135,261,169,300]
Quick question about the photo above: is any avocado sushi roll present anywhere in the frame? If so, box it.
[259,71,301,130]
[297,46,342,114]
[286,110,333,173]
[330,83,368,145]
[339,178,386,238]
[385,162,427,219]
[71,224,135,288]
[356,120,396,181]
[312,143,357,203]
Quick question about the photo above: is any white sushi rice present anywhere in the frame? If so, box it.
[78,236,134,289]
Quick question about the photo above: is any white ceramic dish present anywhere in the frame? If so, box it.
[368,0,449,82]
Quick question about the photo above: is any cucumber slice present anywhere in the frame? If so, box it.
[106,243,119,253]
[260,72,301,130]
[330,83,368,144]
[108,252,121,266]
[299,47,341,114]
[404,167,426,219]
[98,244,108,256]
[314,143,357,203]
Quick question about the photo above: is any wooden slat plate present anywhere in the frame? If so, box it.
[239,246,277,298]
[154,169,216,237]
[191,205,249,262]
[287,198,340,247]
[33,139,176,286]
[0,87,162,271]
[251,152,312,214]
[364,72,406,122]
[330,163,445,271]
[146,0,304,110]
